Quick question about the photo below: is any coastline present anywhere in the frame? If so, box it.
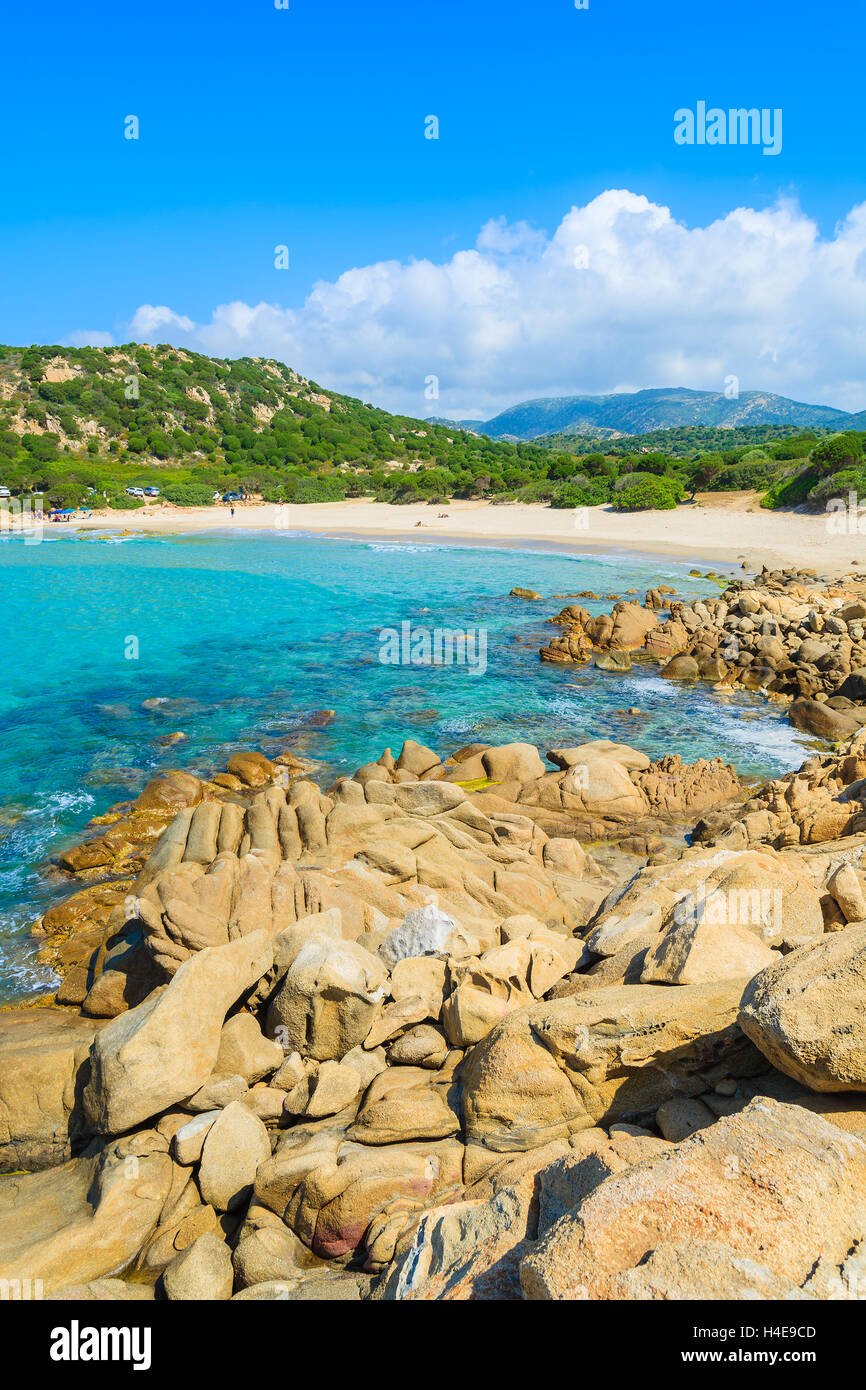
[5,545,866,1304]
[67,492,860,578]
[0,528,828,1006]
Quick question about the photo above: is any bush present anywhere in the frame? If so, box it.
[549,474,611,508]
[611,475,684,511]
[22,433,61,463]
[769,437,817,461]
[579,452,615,477]
[807,468,866,506]
[613,471,647,492]
[162,483,216,506]
[109,494,144,509]
[689,456,724,491]
[706,460,776,491]
[46,483,88,508]
[511,481,559,503]
[811,433,863,471]
[629,452,671,476]
[761,464,821,510]
[289,476,348,504]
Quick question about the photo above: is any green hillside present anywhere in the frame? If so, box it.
[0,344,550,508]
[0,344,863,514]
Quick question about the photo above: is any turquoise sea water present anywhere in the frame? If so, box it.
[0,528,813,1001]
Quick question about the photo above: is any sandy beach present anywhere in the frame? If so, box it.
[66,491,864,576]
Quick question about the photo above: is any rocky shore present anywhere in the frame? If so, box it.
[540,565,866,742]
[4,665,866,1301]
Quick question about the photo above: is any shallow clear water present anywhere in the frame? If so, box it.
[0,528,812,1000]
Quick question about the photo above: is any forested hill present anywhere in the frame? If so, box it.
[0,344,860,515]
[0,343,547,506]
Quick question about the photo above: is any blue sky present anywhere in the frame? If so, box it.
[3,0,865,416]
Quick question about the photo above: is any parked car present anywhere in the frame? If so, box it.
[0,487,10,499]
[125,486,145,498]
[143,486,160,497]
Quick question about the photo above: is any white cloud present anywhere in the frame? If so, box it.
[65,330,115,348]
[127,304,195,339]
[476,216,548,258]
[118,190,866,419]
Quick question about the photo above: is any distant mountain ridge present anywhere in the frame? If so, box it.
[454,387,858,442]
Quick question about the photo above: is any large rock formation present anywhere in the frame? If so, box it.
[83,931,275,1134]
[694,729,866,852]
[739,926,866,1091]
[6,719,866,1302]
[520,1099,866,1300]
[538,570,866,741]
[0,1131,177,1295]
[0,1009,104,1170]
[461,979,761,1150]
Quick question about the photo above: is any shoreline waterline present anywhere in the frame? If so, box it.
[0,531,821,1002]
[60,494,863,579]
[69,523,747,582]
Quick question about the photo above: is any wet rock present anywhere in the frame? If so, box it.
[227,751,278,787]
[594,651,632,672]
[789,699,866,740]
[660,653,700,680]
